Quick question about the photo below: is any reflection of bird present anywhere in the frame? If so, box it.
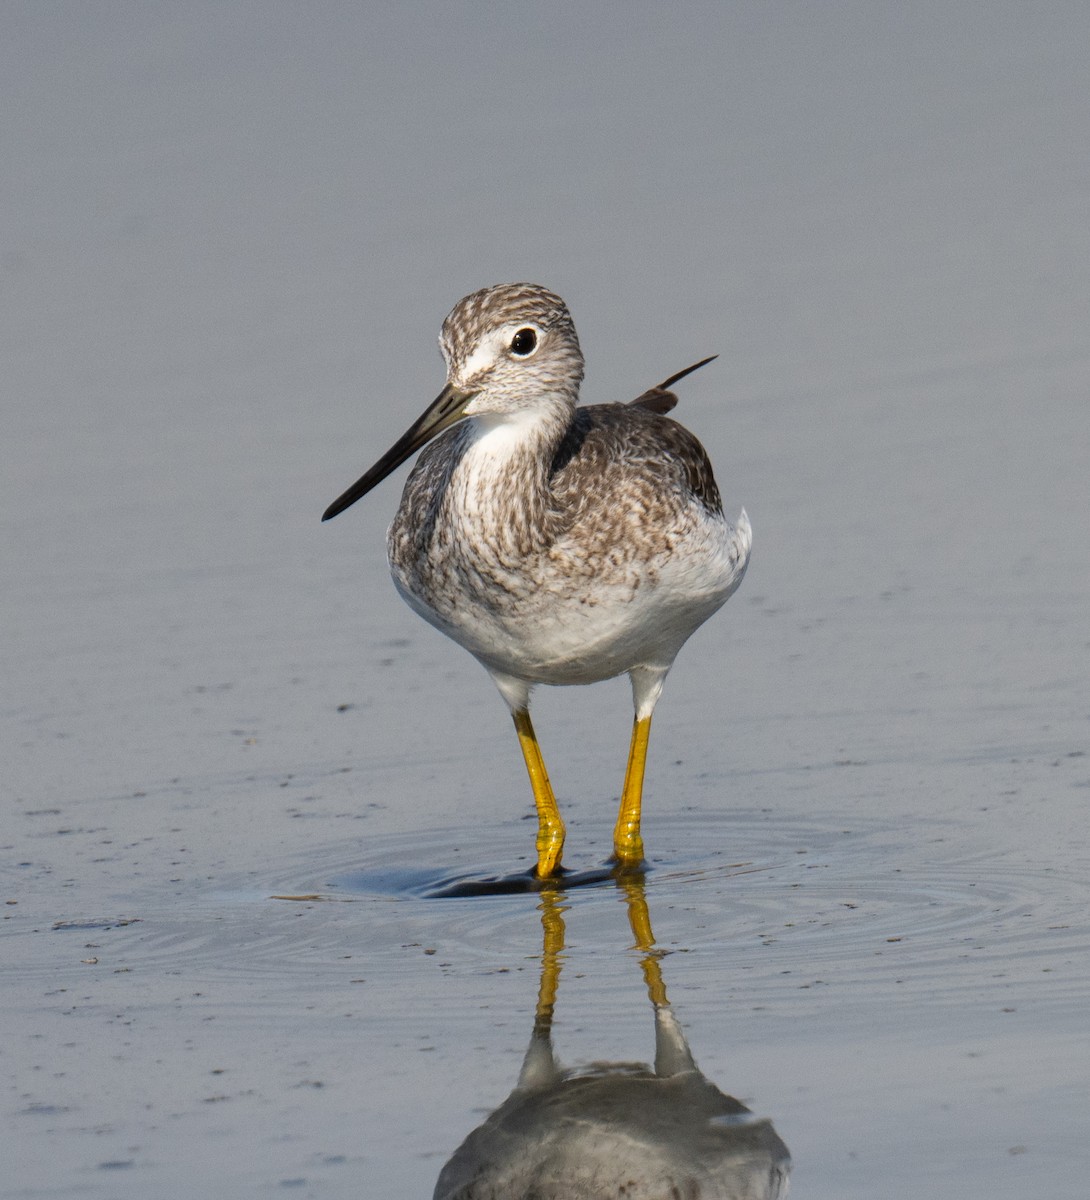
[433,880,790,1199]
[323,284,751,877]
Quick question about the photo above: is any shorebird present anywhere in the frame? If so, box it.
[322,283,750,878]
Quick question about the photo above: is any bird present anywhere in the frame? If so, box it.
[322,283,750,878]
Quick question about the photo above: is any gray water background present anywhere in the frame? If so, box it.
[3,3,1088,1196]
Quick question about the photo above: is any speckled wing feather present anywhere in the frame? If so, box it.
[548,404,724,548]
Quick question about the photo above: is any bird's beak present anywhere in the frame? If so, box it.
[322,383,478,521]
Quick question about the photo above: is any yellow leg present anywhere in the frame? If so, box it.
[513,708,565,877]
[613,713,652,867]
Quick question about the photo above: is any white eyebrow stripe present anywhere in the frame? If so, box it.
[459,323,543,380]
[460,334,502,380]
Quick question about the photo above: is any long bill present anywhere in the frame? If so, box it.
[321,382,478,521]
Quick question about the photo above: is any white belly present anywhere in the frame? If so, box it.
[391,508,751,687]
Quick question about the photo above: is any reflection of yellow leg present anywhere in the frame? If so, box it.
[613,714,652,866]
[535,892,566,1032]
[513,708,565,877]
[620,876,668,1007]
[519,892,568,1088]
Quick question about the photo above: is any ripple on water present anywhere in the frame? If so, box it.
[59,808,1088,1014]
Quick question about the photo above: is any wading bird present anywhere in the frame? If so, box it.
[323,284,750,877]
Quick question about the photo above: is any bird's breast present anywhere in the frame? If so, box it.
[385,411,750,685]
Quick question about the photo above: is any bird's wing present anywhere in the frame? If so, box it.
[627,355,718,414]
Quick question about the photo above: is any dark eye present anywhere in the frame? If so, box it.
[509,327,538,357]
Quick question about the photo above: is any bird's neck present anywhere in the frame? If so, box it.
[451,402,573,553]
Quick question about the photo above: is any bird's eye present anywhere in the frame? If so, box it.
[509,327,538,357]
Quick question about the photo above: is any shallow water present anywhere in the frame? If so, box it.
[4,4,1090,1198]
